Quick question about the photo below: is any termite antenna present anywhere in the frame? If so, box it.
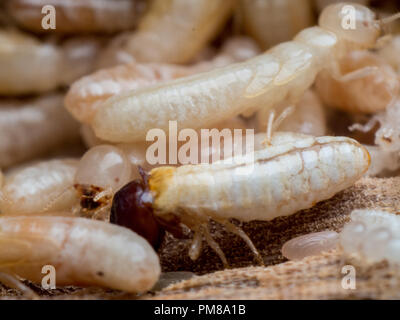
[263,105,295,146]
[379,12,400,28]
[40,185,75,213]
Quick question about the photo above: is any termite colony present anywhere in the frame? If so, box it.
[1,0,400,299]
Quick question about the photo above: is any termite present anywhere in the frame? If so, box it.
[92,3,397,143]
[281,230,339,261]
[239,0,314,49]
[315,50,399,114]
[110,134,370,266]
[340,209,400,265]
[0,94,80,169]
[257,90,327,137]
[0,29,100,95]
[6,0,147,34]
[66,37,260,124]
[0,159,79,216]
[0,216,160,293]
[98,0,235,65]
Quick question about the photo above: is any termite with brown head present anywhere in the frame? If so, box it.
[110,133,370,266]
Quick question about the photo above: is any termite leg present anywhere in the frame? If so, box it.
[93,187,113,202]
[218,219,264,266]
[0,272,38,300]
[188,228,203,261]
[262,105,295,146]
[202,224,229,268]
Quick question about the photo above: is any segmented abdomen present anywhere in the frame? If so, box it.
[151,136,370,222]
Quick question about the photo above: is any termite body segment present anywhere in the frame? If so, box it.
[111,135,370,264]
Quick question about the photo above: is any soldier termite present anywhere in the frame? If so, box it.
[91,3,400,143]
[110,133,370,266]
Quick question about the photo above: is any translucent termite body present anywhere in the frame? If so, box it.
[92,3,384,143]
[315,50,399,114]
[0,30,100,95]
[6,0,146,34]
[0,94,80,168]
[340,209,400,265]
[66,37,260,124]
[100,0,235,65]
[111,134,370,265]
[0,159,79,216]
[0,216,160,293]
[239,0,314,49]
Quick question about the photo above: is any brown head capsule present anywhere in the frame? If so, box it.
[110,167,187,249]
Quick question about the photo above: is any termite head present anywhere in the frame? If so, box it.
[319,3,381,49]
[110,168,186,249]
[74,184,111,214]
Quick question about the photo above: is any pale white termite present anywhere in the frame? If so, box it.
[66,37,260,124]
[315,50,400,114]
[6,0,147,34]
[110,134,370,265]
[281,230,339,261]
[340,209,400,265]
[99,0,235,66]
[0,93,80,168]
[91,3,390,143]
[0,216,160,293]
[239,0,314,49]
[0,29,100,95]
[0,159,79,216]
[73,144,133,220]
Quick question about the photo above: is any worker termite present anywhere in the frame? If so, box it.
[239,0,314,49]
[0,29,100,95]
[110,133,370,266]
[92,3,398,143]
[315,50,399,114]
[340,209,400,265]
[66,37,260,124]
[0,93,80,169]
[6,0,147,34]
[0,159,79,216]
[98,0,235,65]
[0,216,160,293]
[73,144,132,220]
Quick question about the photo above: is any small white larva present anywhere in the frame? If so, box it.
[340,209,400,265]
[281,230,339,261]
[111,134,370,265]
[0,216,160,293]
[91,3,385,143]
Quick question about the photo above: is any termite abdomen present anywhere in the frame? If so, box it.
[110,180,164,249]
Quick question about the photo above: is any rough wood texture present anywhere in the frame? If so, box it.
[2,177,400,299]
